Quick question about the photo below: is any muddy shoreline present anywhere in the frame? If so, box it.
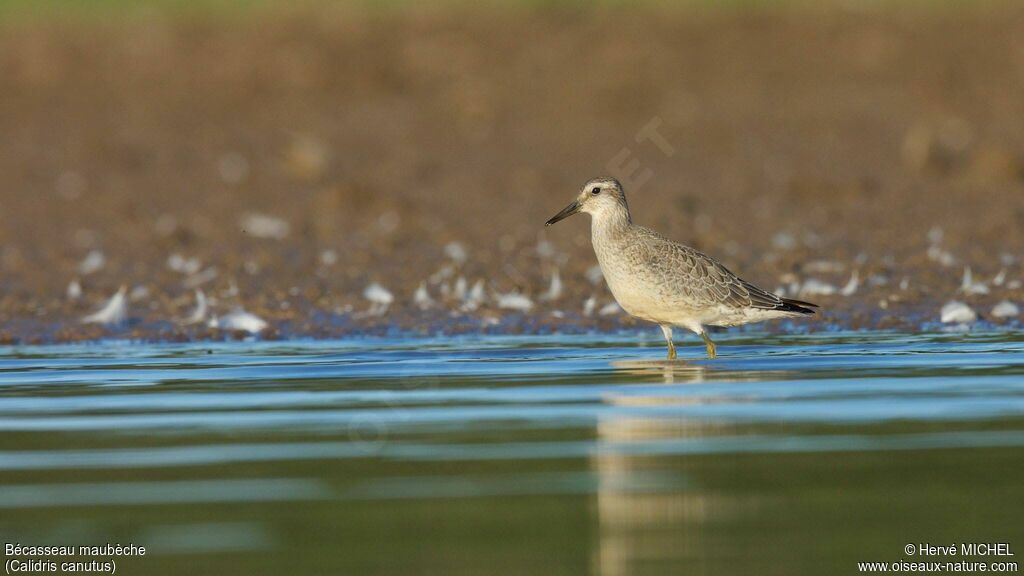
[2,4,1023,343]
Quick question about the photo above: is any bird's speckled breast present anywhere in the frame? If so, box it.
[592,224,695,324]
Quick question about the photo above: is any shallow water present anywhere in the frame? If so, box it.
[1,332,1023,575]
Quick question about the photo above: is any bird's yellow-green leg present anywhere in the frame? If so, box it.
[659,324,677,360]
[701,331,717,359]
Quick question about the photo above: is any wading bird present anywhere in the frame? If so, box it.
[546,177,817,359]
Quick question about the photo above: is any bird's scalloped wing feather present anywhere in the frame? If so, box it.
[633,226,792,312]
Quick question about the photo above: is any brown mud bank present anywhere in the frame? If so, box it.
[1,4,1023,343]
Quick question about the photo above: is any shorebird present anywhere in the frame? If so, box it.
[546,177,817,359]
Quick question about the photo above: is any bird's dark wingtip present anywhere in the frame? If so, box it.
[780,298,818,315]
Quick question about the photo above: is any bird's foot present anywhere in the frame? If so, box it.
[701,333,717,359]
[660,325,678,360]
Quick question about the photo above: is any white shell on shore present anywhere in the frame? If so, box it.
[129,285,149,301]
[239,212,290,240]
[585,265,604,286]
[413,282,434,310]
[991,300,1020,319]
[444,242,467,264]
[167,253,202,275]
[82,286,127,325]
[319,249,338,266]
[183,267,219,289]
[539,269,562,301]
[463,280,486,312]
[926,245,956,267]
[364,282,394,303]
[66,279,83,301]
[959,267,989,295]
[363,282,394,316]
[496,292,533,311]
[582,295,597,317]
[799,278,837,297]
[598,302,623,316]
[182,289,208,324]
[453,276,468,301]
[216,309,267,334]
[992,268,1007,286]
[840,270,860,296]
[940,300,977,324]
[78,250,106,275]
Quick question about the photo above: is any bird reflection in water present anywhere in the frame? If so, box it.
[610,359,708,385]
[591,359,758,575]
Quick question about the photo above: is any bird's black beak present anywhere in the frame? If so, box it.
[545,200,581,226]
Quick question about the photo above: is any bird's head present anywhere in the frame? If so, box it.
[545,177,629,226]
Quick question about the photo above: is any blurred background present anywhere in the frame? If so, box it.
[2,3,1024,576]
[2,0,1024,341]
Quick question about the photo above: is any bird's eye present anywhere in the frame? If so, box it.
[590,187,601,195]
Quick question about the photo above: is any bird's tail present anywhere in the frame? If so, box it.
[778,298,818,315]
